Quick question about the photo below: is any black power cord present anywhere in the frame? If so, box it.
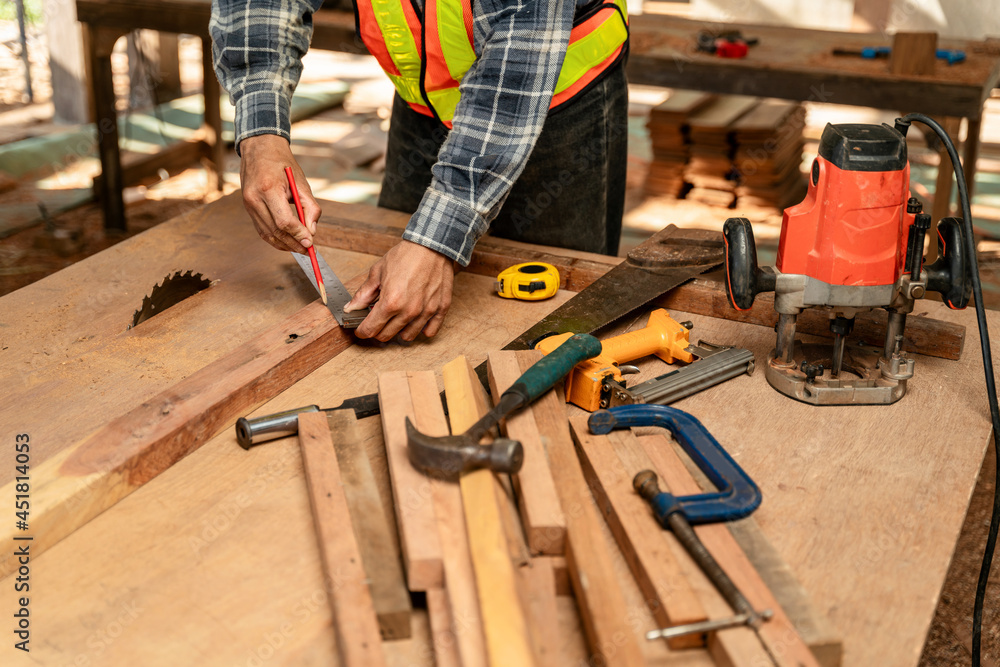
[897,113,1000,666]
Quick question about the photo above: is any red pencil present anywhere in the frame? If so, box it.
[284,167,327,305]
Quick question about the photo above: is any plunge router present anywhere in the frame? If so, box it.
[724,122,971,405]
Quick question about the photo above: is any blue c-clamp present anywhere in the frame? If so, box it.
[587,404,762,526]
[588,404,769,641]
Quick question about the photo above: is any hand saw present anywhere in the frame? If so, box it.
[320,225,723,417]
[293,251,370,329]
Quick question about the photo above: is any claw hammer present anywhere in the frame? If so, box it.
[589,404,771,642]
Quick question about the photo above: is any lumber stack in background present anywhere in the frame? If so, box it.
[643,93,807,213]
[732,99,808,213]
[685,95,759,207]
[644,91,715,198]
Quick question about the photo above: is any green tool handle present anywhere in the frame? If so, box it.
[505,333,602,405]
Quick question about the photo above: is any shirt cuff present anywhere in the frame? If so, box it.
[402,188,488,267]
[233,88,293,156]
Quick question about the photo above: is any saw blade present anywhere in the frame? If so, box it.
[293,251,369,329]
[504,225,724,350]
[130,270,212,329]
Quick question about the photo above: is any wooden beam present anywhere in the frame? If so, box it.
[427,588,462,667]
[376,372,444,591]
[407,370,489,667]
[297,412,387,667]
[569,418,708,650]
[489,350,646,666]
[488,352,567,555]
[315,207,965,361]
[327,411,411,641]
[0,297,355,578]
[638,433,822,667]
[443,356,539,667]
[520,556,562,667]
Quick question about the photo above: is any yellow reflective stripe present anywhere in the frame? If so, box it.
[434,1,476,83]
[427,87,462,121]
[370,0,424,103]
[554,6,628,96]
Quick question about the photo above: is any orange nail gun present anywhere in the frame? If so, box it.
[533,309,755,411]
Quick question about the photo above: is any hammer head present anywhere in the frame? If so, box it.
[405,417,524,480]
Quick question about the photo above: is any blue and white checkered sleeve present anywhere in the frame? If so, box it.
[402,0,576,266]
[209,0,324,153]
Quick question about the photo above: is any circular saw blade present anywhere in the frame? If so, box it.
[129,270,212,329]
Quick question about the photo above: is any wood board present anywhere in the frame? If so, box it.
[443,356,538,666]
[297,411,387,667]
[326,411,411,641]
[490,351,647,666]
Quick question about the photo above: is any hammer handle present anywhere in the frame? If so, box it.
[506,333,602,406]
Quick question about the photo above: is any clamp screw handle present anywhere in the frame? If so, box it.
[633,470,662,502]
[800,361,824,383]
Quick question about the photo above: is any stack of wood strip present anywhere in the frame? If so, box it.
[732,100,808,212]
[361,348,840,665]
[685,95,760,207]
[644,91,715,197]
[643,93,807,212]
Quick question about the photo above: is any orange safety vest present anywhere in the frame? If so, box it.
[354,0,629,127]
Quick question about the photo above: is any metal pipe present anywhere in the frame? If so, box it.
[775,313,797,364]
[831,334,846,377]
[883,311,908,360]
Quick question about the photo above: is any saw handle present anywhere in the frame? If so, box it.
[506,334,602,406]
[723,218,775,311]
[589,404,761,524]
[925,217,971,309]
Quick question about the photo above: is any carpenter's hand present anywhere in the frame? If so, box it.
[239,134,320,253]
[345,241,459,342]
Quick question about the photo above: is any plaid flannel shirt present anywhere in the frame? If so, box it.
[210,0,585,265]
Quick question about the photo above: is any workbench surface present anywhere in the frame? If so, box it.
[0,194,996,666]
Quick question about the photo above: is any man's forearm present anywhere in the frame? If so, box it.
[209,0,324,152]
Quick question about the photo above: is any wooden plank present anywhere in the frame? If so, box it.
[488,352,566,555]
[688,95,760,131]
[427,589,462,667]
[490,350,646,666]
[327,411,412,641]
[520,557,562,667]
[377,372,444,591]
[314,203,964,361]
[569,418,708,649]
[408,370,488,667]
[638,433,821,667]
[0,298,354,578]
[298,412,387,667]
[454,356,532,566]
[891,32,939,76]
[443,356,538,667]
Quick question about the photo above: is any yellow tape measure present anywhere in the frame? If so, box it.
[494,262,560,301]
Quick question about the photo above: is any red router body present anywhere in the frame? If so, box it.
[723,122,970,405]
